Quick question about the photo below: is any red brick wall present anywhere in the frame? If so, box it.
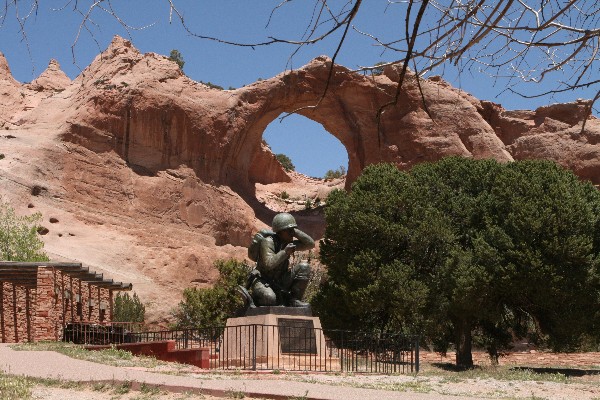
[1,266,117,343]
[34,267,57,341]
[0,282,33,343]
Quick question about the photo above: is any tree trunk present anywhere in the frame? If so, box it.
[454,319,474,368]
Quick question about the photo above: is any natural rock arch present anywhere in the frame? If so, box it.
[2,36,599,324]
[232,56,512,195]
[5,36,599,197]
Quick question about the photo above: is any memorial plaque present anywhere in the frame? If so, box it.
[278,318,317,354]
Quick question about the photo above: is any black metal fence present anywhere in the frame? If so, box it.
[62,322,142,345]
[129,324,419,373]
[63,322,419,373]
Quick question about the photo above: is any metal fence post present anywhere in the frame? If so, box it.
[415,336,420,373]
[252,324,257,371]
[340,331,344,372]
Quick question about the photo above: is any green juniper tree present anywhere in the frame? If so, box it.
[313,157,600,367]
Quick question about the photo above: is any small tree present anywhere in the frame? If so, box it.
[323,165,346,180]
[304,198,313,210]
[0,202,48,261]
[113,292,145,323]
[275,153,295,172]
[371,62,386,76]
[168,49,185,70]
[172,259,249,328]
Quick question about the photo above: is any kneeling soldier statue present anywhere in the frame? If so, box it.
[245,213,315,308]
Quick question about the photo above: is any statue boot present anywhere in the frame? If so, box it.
[289,278,310,308]
[289,260,311,307]
[236,285,256,309]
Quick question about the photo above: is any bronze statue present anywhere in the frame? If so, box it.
[244,213,315,308]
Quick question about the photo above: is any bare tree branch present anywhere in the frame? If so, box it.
[3,0,599,120]
[376,0,430,145]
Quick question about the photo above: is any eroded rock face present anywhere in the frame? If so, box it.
[1,36,599,323]
[27,59,71,92]
[18,38,517,194]
[14,36,600,191]
[478,99,600,183]
[0,52,23,124]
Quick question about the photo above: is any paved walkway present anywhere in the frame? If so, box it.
[0,344,459,400]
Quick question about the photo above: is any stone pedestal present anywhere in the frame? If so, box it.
[221,307,335,370]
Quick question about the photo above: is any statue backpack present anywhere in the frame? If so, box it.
[248,229,276,262]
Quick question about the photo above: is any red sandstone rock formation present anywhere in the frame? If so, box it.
[0,52,23,125]
[0,36,598,323]
[27,59,71,92]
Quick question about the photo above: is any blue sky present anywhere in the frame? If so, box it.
[2,1,597,177]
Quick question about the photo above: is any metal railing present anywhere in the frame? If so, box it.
[63,322,419,373]
[128,325,419,373]
[62,322,142,345]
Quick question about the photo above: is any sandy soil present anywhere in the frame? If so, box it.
[25,351,600,400]
[31,386,216,400]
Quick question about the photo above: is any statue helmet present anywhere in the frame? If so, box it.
[272,212,297,233]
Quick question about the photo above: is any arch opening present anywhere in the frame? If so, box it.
[255,113,348,213]
[263,114,348,178]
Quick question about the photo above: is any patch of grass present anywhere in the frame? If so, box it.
[421,364,570,384]
[140,382,162,395]
[502,395,548,400]
[0,154,4,160]
[288,390,308,400]
[0,372,94,400]
[113,381,132,395]
[93,382,110,392]
[10,341,166,369]
[23,376,84,390]
[319,375,433,394]
[0,371,32,400]
[226,389,246,399]
[367,380,433,393]
[439,374,464,384]
[4,370,204,400]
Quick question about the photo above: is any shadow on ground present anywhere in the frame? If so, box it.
[431,362,600,377]
[512,366,600,377]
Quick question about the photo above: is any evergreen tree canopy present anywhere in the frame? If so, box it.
[314,157,600,367]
